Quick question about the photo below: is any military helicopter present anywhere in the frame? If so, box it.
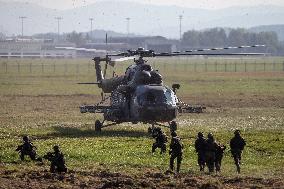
[77,45,265,132]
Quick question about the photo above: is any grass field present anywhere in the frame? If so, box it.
[0,57,284,188]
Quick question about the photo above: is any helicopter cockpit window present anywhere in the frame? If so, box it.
[137,88,177,106]
[137,91,164,105]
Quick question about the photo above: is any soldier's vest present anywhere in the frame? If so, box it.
[172,137,183,153]
[195,138,206,152]
[22,142,33,152]
[231,137,245,151]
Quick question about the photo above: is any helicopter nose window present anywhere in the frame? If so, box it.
[136,86,177,106]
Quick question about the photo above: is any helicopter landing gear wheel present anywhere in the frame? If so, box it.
[169,121,177,132]
[95,120,102,132]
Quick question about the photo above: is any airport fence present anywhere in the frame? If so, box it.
[0,57,284,75]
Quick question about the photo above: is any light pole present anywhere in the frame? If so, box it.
[19,16,27,37]
[55,17,63,41]
[126,17,130,43]
[89,18,94,41]
[179,15,183,41]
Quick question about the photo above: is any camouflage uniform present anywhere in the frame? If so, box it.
[215,144,226,172]
[194,132,206,171]
[44,145,67,173]
[204,133,219,173]
[169,131,183,173]
[230,130,246,173]
[16,136,37,161]
[152,127,168,154]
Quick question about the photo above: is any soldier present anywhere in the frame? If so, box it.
[152,127,168,154]
[44,145,67,173]
[230,130,246,173]
[15,136,37,161]
[169,131,184,173]
[204,133,219,173]
[194,132,206,171]
[215,144,226,172]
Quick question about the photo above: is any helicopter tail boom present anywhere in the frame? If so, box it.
[94,57,104,82]
[93,56,127,93]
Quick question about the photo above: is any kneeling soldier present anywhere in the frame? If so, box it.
[169,131,184,173]
[16,136,37,161]
[44,145,67,173]
[152,127,168,154]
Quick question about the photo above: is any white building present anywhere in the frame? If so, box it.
[0,38,76,58]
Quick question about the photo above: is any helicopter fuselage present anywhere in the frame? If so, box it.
[103,84,178,123]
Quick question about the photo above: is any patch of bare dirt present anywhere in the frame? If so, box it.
[0,169,283,189]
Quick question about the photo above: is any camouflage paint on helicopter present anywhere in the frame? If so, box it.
[78,46,265,132]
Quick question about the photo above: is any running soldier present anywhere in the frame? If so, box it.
[215,144,226,172]
[152,127,168,154]
[204,133,219,173]
[44,145,67,173]
[16,136,37,161]
[230,130,246,173]
[194,132,206,171]
[169,131,184,173]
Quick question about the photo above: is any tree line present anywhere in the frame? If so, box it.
[181,28,284,55]
[2,27,284,55]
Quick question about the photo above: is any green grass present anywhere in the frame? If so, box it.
[0,118,283,177]
[0,58,284,179]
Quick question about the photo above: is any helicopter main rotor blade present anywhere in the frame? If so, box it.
[107,56,137,67]
[56,47,107,53]
[155,53,267,56]
[113,56,136,62]
[171,44,266,54]
[107,52,129,57]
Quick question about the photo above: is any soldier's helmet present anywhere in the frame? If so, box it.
[234,130,241,136]
[198,132,203,138]
[207,133,214,140]
[171,131,177,137]
[23,135,29,142]
[53,145,60,152]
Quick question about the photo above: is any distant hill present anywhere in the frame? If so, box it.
[0,0,284,38]
[249,25,284,41]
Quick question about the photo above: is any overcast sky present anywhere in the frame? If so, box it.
[4,0,284,10]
